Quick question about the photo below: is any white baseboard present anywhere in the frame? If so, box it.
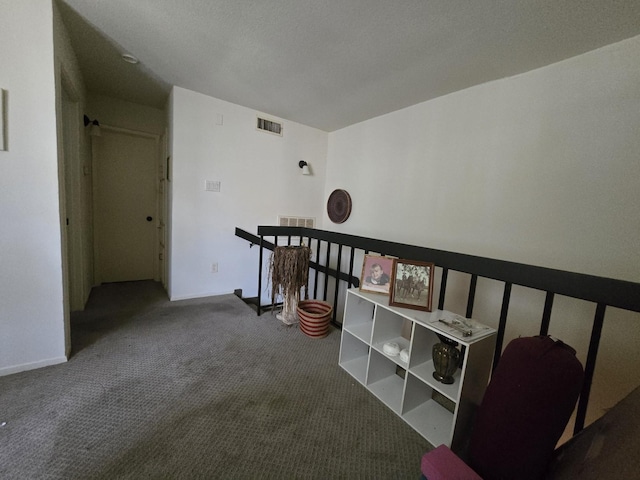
[169,290,234,301]
[0,356,68,377]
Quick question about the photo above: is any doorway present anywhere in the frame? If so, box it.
[92,127,160,284]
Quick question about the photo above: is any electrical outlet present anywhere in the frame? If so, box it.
[211,262,218,273]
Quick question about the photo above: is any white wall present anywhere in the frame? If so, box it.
[326,35,640,424]
[168,86,328,301]
[0,0,67,375]
[327,36,640,282]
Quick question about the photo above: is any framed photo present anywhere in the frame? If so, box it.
[359,255,394,295]
[389,259,435,311]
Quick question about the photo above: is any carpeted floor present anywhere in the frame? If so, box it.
[0,281,430,479]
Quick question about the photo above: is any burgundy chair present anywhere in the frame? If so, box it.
[421,335,584,480]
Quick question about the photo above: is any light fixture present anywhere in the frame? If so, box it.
[121,53,139,64]
[83,114,101,137]
[298,160,311,175]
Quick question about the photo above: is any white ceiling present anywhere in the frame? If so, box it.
[57,0,640,132]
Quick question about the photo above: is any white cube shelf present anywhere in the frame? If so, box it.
[338,288,497,453]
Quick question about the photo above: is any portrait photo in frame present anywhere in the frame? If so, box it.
[389,259,435,311]
[359,254,395,295]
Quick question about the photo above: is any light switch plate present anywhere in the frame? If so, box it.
[0,89,7,151]
[205,180,221,192]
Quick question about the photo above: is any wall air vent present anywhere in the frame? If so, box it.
[278,216,315,228]
[257,116,283,136]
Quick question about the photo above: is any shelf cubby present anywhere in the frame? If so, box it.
[342,290,375,343]
[366,349,405,413]
[338,331,369,385]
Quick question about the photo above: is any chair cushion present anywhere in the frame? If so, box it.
[421,445,482,480]
[467,336,584,480]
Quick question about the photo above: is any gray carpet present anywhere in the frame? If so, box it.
[0,281,430,479]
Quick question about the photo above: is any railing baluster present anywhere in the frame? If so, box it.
[466,274,478,318]
[540,291,554,336]
[574,303,606,434]
[332,244,343,323]
[323,242,332,301]
[258,235,264,316]
[438,268,449,310]
[313,239,320,299]
[493,282,512,370]
[348,248,355,288]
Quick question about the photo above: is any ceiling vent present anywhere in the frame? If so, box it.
[257,116,283,136]
[278,216,315,228]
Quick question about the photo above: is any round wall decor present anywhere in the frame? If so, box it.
[327,189,352,224]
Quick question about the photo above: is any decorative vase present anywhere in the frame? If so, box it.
[432,336,460,384]
[277,291,300,325]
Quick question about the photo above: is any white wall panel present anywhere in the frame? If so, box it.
[325,35,640,426]
[0,0,67,375]
[168,87,328,301]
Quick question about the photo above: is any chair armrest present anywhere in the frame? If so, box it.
[421,445,482,480]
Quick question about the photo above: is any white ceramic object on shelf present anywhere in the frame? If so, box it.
[400,349,410,363]
[383,342,400,356]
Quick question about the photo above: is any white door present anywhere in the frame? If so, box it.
[93,129,158,283]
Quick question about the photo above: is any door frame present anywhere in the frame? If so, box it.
[57,67,85,355]
[92,124,164,285]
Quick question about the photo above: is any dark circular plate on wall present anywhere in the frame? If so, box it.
[327,189,352,224]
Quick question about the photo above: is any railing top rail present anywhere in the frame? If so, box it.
[248,226,640,313]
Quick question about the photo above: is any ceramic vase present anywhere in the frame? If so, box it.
[432,336,460,384]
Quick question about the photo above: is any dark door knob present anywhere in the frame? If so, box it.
[146,216,153,222]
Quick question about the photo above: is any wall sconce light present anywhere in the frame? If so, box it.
[83,114,101,137]
[299,160,311,175]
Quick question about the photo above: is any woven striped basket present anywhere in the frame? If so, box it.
[297,300,333,338]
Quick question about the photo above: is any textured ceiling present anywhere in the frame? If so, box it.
[57,0,640,132]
